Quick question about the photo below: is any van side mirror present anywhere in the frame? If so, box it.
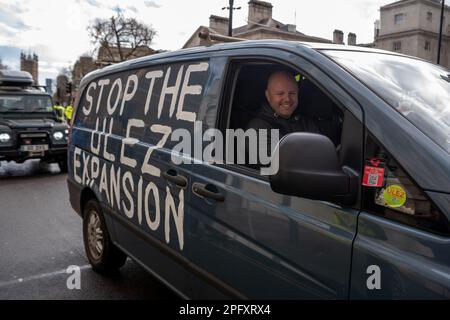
[269,133,358,205]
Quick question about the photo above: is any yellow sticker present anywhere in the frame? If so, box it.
[383,185,407,208]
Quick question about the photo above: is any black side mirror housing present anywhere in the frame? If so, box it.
[270,133,358,205]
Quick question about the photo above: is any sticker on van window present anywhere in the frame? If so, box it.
[362,158,385,187]
[383,185,407,208]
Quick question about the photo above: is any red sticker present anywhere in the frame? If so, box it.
[363,166,385,187]
[370,159,381,167]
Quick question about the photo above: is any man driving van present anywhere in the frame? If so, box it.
[246,70,320,136]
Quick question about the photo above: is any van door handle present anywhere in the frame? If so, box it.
[192,183,225,202]
[162,169,187,188]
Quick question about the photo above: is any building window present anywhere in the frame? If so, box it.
[394,13,404,25]
[427,12,433,22]
[425,41,431,51]
[393,41,402,51]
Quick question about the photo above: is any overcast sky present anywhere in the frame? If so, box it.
[0,0,393,84]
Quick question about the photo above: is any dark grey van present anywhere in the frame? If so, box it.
[67,40,450,299]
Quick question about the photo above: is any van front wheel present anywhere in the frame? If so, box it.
[82,199,127,273]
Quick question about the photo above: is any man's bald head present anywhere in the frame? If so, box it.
[266,71,297,89]
[265,71,299,119]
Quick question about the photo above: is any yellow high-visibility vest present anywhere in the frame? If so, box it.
[65,105,73,121]
[53,105,65,122]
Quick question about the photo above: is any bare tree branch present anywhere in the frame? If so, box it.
[87,13,157,63]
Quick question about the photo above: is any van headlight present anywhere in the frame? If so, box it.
[0,133,11,143]
[53,131,64,141]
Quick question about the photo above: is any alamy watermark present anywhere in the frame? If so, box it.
[66,265,81,290]
[366,265,381,290]
[168,121,280,176]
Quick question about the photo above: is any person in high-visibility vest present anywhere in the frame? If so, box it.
[65,105,73,122]
[53,101,66,122]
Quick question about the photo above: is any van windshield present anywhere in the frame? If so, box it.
[323,50,450,154]
[0,94,53,113]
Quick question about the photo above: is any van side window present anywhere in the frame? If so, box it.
[221,61,343,173]
[363,136,450,235]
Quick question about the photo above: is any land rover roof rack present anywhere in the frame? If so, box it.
[0,70,34,86]
[31,85,48,92]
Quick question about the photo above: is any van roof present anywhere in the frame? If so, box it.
[80,39,407,87]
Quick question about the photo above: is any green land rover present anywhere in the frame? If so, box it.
[0,70,68,172]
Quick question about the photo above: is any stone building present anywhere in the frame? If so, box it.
[55,74,69,105]
[331,29,373,47]
[183,0,332,48]
[20,52,39,85]
[72,55,97,92]
[375,0,450,67]
[96,43,158,66]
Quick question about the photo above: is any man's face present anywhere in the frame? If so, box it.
[265,72,299,119]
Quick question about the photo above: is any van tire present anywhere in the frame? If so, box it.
[82,199,127,273]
